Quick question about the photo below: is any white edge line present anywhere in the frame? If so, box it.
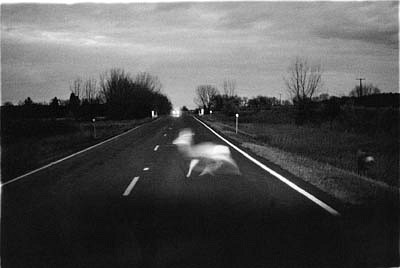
[2,119,157,187]
[193,116,340,217]
[123,176,140,196]
[154,145,159,151]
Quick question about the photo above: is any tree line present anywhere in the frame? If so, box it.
[2,69,172,120]
[193,79,287,116]
[193,57,399,126]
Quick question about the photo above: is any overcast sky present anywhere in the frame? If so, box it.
[1,1,398,108]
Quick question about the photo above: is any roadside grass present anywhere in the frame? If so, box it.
[255,124,397,186]
[203,116,398,205]
[1,118,152,182]
[207,116,398,187]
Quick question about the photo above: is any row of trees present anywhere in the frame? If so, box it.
[282,57,386,124]
[97,69,171,119]
[3,69,172,120]
[194,57,390,125]
[193,81,288,116]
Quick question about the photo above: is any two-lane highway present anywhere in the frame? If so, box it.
[1,115,398,267]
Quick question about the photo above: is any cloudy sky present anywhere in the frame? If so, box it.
[1,1,398,108]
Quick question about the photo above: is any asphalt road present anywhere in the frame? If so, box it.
[1,115,398,267]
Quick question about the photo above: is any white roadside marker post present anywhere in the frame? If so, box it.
[235,113,239,134]
[92,118,97,139]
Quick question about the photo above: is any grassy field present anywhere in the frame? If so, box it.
[203,115,398,205]
[205,114,398,187]
[1,118,152,182]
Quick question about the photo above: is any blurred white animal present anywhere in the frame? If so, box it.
[173,128,240,178]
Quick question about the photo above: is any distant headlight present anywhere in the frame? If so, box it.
[171,109,181,117]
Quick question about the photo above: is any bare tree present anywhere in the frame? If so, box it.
[99,69,132,104]
[98,68,171,119]
[98,72,108,104]
[70,77,83,100]
[194,85,219,110]
[223,79,236,97]
[349,83,381,97]
[135,72,162,93]
[284,57,323,103]
[83,77,98,103]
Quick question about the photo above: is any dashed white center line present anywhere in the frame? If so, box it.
[154,145,159,151]
[123,176,140,196]
[143,167,150,171]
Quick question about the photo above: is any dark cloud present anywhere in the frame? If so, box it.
[216,3,295,30]
[312,2,398,48]
[216,1,398,49]
[154,2,193,12]
[218,11,269,30]
[315,26,398,48]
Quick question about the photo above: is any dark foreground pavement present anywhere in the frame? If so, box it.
[1,115,398,267]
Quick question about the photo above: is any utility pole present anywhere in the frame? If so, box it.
[279,93,282,105]
[356,78,365,97]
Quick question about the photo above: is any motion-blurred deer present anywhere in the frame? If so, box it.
[173,128,240,178]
